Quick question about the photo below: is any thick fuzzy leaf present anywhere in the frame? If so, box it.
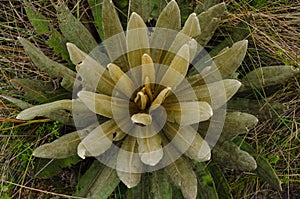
[240,65,299,91]
[78,91,131,118]
[24,2,70,63]
[24,5,49,34]
[192,40,248,83]
[213,40,248,79]
[160,44,190,89]
[0,95,32,110]
[162,14,200,67]
[75,161,120,198]
[155,0,180,30]
[164,123,211,162]
[141,53,156,85]
[137,134,163,166]
[56,0,97,53]
[226,98,285,119]
[117,136,142,188]
[150,0,181,63]
[222,112,258,140]
[165,101,213,125]
[17,99,73,120]
[167,79,241,110]
[33,125,96,159]
[149,170,172,199]
[181,13,201,38]
[195,3,226,46]
[208,163,233,199]
[10,78,69,103]
[126,12,150,68]
[198,111,258,141]
[195,0,221,13]
[193,162,219,199]
[108,63,135,98]
[3,95,75,126]
[18,37,76,91]
[88,0,104,40]
[164,156,197,199]
[130,0,152,22]
[47,28,71,64]
[76,54,114,95]
[212,140,257,171]
[234,137,282,191]
[102,0,128,71]
[77,120,119,159]
[33,156,81,179]
[126,174,150,199]
[66,42,88,65]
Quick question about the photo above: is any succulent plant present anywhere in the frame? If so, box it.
[3,0,299,198]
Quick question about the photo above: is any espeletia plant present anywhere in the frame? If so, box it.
[3,0,299,198]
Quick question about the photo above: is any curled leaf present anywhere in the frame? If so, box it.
[34,124,96,159]
[137,133,163,166]
[77,120,118,159]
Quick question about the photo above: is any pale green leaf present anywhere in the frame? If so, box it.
[108,63,135,98]
[164,123,211,162]
[162,13,200,67]
[212,140,257,171]
[76,54,114,95]
[16,99,73,120]
[137,133,163,166]
[66,42,88,65]
[33,156,81,179]
[150,0,181,63]
[33,126,95,159]
[195,2,226,46]
[193,162,219,199]
[102,0,128,71]
[56,0,97,53]
[149,170,172,199]
[165,101,213,125]
[0,95,32,110]
[167,79,242,110]
[10,78,69,103]
[234,137,283,191]
[75,161,120,198]
[130,0,152,22]
[164,156,197,199]
[222,112,258,140]
[77,120,118,159]
[18,37,76,91]
[240,65,299,91]
[88,0,104,40]
[141,53,155,85]
[77,91,131,118]
[117,136,142,188]
[160,44,189,89]
[127,12,150,72]
[208,163,233,199]
[212,40,248,80]
[25,5,49,34]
